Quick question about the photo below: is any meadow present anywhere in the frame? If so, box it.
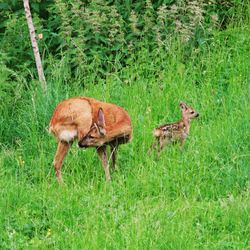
[0,22,250,249]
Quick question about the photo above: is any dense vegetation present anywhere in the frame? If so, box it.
[0,0,249,248]
[0,0,248,81]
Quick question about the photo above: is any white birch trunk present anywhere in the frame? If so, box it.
[23,0,46,90]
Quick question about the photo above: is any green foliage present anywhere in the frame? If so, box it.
[0,0,249,80]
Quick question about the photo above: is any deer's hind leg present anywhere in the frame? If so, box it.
[77,119,94,148]
[77,121,92,143]
[53,141,72,183]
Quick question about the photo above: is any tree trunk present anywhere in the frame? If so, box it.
[23,0,46,90]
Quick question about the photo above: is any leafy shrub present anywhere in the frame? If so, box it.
[0,0,248,80]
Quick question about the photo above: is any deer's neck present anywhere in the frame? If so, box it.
[182,117,190,134]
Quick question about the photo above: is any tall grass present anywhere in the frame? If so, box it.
[0,24,249,248]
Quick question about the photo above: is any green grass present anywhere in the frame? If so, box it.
[0,25,250,249]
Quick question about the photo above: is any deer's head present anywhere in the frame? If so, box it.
[180,102,199,121]
[78,108,106,147]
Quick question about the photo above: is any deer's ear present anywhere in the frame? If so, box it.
[180,101,188,110]
[97,108,106,136]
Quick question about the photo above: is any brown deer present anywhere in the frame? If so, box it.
[49,97,132,182]
[151,102,199,155]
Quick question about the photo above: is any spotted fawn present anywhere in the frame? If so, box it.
[151,102,199,155]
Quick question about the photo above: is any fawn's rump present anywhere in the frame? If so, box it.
[153,128,162,137]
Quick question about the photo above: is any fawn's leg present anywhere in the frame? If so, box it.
[97,145,111,182]
[158,137,167,158]
[148,137,160,155]
[110,142,118,171]
[53,141,72,182]
[149,139,157,154]
[179,138,186,151]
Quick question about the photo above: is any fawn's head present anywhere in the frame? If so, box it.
[180,102,199,121]
[79,108,106,147]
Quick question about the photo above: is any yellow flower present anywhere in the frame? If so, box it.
[38,33,43,40]
[46,228,52,237]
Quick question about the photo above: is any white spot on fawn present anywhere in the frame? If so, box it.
[59,130,77,142]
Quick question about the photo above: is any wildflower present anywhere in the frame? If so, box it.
[46,228,52,237]
[37,33,43,40]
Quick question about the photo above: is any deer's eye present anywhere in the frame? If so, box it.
[190,111,195,114]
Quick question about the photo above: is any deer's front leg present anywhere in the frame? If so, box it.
[110,142,118,171]
[97,145,111,182]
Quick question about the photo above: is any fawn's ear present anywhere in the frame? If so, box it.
[180,101,188,110]
[97,108,106,136]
